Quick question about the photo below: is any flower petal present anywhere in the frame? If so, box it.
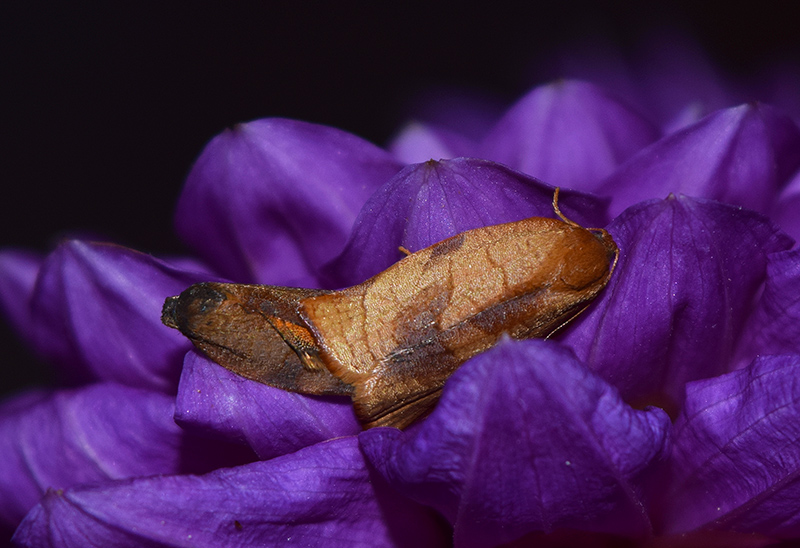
[598,104,800,217]
[562,195,793,411]
[322,157,609,287]
[388,122,477,164]
[659,354,800,538]
[733,249,800,369]
[175,118,401,285]
[174,352,360,460]
[478,80,660,191]
[360,339,670,547]
[13,437,448,548]
[30,241,216,391]
[0,249,42,347]
[773,168,800,243]
[0,383,251,529]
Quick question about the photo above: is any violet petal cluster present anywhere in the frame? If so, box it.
[3,41,800,547]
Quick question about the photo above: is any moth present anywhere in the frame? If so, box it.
[162,189,618,429]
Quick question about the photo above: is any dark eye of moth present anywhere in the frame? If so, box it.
[162,188,618,429]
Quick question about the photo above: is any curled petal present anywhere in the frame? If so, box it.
[562,195,793,411]
[0,249,42,347]
[599,104,800,218]
[30,241,217,390]
[659,355,800,538]
[0,383,250,529]
[478,80,660,191]
[13,437,448,548]
[322,157,609,287]
[175,118,401,285]
[360,339,670,547]
[174,352,360,460]
[733,249,800,369]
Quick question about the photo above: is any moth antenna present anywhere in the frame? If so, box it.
[553,187,619,275]
[552,187,580,228]
[552,187,608,235]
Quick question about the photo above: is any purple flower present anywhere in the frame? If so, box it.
[4,41,800,547]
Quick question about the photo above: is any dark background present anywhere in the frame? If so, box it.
[2,2,799,394]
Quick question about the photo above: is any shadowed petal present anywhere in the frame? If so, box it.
[0,383,251,529]
[30,241,218,391]
[658,355,800,538]
[562,195,793,412]
[360,339,670,547]
[174,352,360,460]
[598,104,800,217]
[13,437,448,548]
[733,249,800,369]
[0,249,42,347]
[399,86,505,141]
[753,62,800,123]
[534,32,742,132]
[478,80,660,192]
[321,157,609,287]
[175,118,401,286]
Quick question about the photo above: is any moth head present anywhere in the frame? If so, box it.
[551,187,619,282]
[161,282,227,339]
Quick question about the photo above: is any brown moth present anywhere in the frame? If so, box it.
[162,188,618,429]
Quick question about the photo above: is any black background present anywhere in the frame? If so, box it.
[2,2,799,395]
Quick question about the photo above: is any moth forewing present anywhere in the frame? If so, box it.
[300,211,618,428]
